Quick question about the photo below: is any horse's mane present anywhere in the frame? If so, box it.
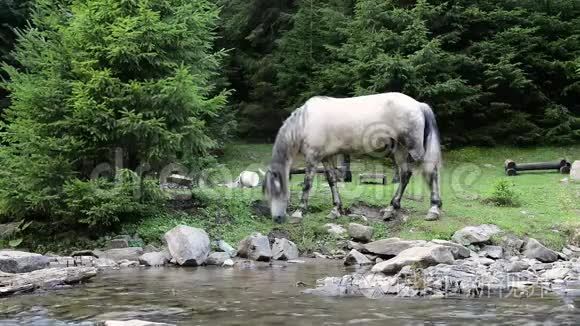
[271,105,307,167]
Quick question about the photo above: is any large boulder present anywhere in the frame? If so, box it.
[451,224,501,246]
[371,245,455,275]
[570,160,580,183]
[205,252,231,266]
[347,223,374,243]
[164,225,210,266]
[0,250,50,273]
[364,238,427,258]
[238,233,272,261]
[0,266,97,296]
[272,238,299,261]
[344,249,372,266]
[101,247,144,262]
[139,251,171,267]
[430,240,471,259]
[522,238,558,263]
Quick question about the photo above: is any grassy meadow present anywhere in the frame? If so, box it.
[127,143,579,253]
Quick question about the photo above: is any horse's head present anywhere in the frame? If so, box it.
[262,166,289,223]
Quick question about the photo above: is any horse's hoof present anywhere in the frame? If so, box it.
[425,207,440,221]
[326,207,341,219]
[289,210,303,224]
[381,207,397,221]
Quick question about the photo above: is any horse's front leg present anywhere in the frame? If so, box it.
[382,153,412,221]
[290,162,317,223]
[323,158,343,219]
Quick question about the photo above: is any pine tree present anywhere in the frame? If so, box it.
[0,0,228,225]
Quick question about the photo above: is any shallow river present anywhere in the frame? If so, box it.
[1,260,578,325]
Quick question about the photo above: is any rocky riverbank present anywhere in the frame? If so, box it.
[307,224,580,299]
[2,223,579,302]
[0,225,301,298]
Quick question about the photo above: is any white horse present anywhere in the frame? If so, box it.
[263,92,442,223]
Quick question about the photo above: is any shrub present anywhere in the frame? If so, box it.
[57,170,166,229]
[484,179,520,207]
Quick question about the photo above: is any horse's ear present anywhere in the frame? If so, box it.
[262,170,271,194]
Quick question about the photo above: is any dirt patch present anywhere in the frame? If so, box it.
[347,201,383,220]
[250,200,270,216]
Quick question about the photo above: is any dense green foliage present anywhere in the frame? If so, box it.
[221,0,579,145]
[0,0,227,228]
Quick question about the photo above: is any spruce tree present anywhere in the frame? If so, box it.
[0,0,227,224]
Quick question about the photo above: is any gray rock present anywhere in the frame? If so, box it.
[364,238,427,257]
[451,224,501,246]
[216,240,237,257]
[522,238,559,263]
[324,223,347,238]
[205,252,231,266]
[0,250,50,273]
[0,266,97,297]
[507,260,530,273]
[430,240,470,259]
[222,259,235,267]
[344,249,372,266]
[371,245,455,274]
[496,234,524,256]
[346,240,367,252]
[481,245,504,259]
[164,225,210,266]
[272,238,299,261]
[101,247,144,262]
[108,238,129,249]
[139,251,170,266]
[237,233,272,261]
[347,223,373,243]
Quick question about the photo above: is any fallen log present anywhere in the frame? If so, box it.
[504,159,572,176]
[0,266,97,297]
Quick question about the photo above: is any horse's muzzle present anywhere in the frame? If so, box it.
[272,216,286,224]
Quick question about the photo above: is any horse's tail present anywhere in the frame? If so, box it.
[420,103,441,174]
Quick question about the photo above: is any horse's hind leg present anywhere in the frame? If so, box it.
[323,157,343,219]
[423,165,442,221]
[382,150,413,221]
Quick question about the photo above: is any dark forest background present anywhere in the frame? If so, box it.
[0,0,578,228]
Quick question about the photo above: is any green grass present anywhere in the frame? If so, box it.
[130,144,579,252]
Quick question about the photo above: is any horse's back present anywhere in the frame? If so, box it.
[300,93,425,157]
